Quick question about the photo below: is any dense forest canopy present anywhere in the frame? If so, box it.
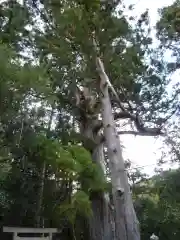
[0,0,180,240]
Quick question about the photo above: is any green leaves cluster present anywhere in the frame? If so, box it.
[157,0,180,43]
[59,190,92,224]
[135,169,180,240]
[31,135,107,193]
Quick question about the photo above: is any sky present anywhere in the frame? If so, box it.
[121,0,178,176]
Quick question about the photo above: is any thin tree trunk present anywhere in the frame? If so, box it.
[35,161,46,227]
[96,57,140,240]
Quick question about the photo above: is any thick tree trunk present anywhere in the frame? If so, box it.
[96,57,140,240]
[90,144,114,240]
[81,121,114,240]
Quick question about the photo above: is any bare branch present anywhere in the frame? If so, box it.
[114,111,133,120]
[118,129,164,136]
[93,111,164,136]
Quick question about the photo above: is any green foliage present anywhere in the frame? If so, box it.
[0,0,31,51]
[32,0,179,127]
[135,169,180,240]
[69,145,108,192]
[0,162,11,210]
[28,136,107,191]
[59,190,92,224]
[156,0,180,73]
[157,0,180,43]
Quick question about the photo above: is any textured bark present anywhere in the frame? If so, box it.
[96,57,140,240]
[80,120,114,240]
[91,144,114,240]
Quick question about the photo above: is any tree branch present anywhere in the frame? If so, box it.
[114,111,165,136]
[118,129,164,136]
[114,111,133,120]
[93,110,164,136]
